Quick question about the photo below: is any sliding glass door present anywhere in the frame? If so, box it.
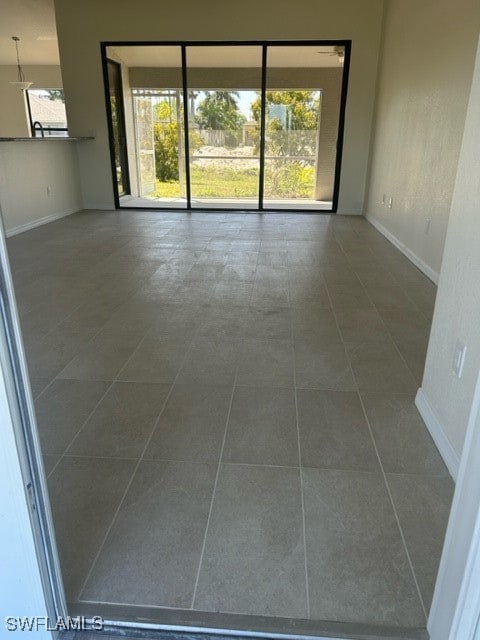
[186,46,262,209]
[107,59,130,197]
[103,42,349,212]
[263,45,343,210]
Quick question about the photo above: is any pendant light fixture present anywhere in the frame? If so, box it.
[10,36,33,91]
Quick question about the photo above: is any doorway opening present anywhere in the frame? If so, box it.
[102,41,351,212]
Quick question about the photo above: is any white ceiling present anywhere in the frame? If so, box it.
[110,45,344,68]
[0,0,344,69]
[0,0,59,65]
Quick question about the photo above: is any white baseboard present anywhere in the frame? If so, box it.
[415,388,460,481]
[5,208,80,238]
[366,215,439,284]
[337,209,363,216]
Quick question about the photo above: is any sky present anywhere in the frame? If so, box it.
[193,90,258,120]
[237,91,258,120]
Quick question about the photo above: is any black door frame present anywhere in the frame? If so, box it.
[101,40,351,213]
[104,58,131,203]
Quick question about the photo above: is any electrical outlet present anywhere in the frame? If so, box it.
[388,197,393,210]
[453,340,467,378]
[425,218,432,235]
[381,194,386,205]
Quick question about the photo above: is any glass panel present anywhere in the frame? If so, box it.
[263,45,344,210]
[186,46,262,209]
[108,45,186,208]
[27,89,68,137]
[107,60,129,196]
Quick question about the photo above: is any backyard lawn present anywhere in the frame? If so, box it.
[153,162,315,200]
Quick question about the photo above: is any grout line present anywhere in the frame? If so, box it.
[26,249,140,348]
[247,242,261,307]
[324,262,428,619]
[34,294,145,404]
[334,238,424,388]
[45,380,116,480]
[49,451,447,477]
[361,287,424,388]
[74,597,313,621]
[61,382,117,457]
[76,326,201,602]
[357,391,428,621]
[288,252,311,620]
[49,314,169,471]
[190,365,239,609]
[46,454,64,480]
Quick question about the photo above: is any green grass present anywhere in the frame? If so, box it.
[153,163,314,200]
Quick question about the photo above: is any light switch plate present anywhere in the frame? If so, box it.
[453,340,467,378]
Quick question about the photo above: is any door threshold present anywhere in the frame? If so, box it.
[69,601,428,640]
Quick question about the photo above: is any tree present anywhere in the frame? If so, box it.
[153,98,202,182]
[251,91,320,198]
[195,91,246,146]
[46,89,64,102]
[251,90,320,155]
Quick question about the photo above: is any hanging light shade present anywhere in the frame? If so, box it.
[10,36,33,91]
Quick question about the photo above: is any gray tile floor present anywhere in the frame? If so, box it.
[7,210,454,630]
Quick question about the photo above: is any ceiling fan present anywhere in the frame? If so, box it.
[316,46,345,64]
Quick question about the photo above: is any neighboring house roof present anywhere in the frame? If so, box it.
[29,94,67,124]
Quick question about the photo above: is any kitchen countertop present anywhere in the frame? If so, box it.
[0,136,94,142]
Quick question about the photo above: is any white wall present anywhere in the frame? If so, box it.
[365,0,480,280]
[417,34,480,469]
[54,0,384,212]
[0,141,83,236]
[0,66,63,137]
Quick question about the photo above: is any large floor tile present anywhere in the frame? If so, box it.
[67,382,170,458]
[55,297,118,335]
[223,387,299,466]
[197,305,249,339]
[402,283,437,321]
[251,280,290,307]
[42,454,60,475]
[292,308,341,344]
[297,390,378,471]
[388,474,454,611]
[361,393,448,475]
[237,339,294,388]
[145,305,201,339]
[243,307,292,340]
[29,377,51,399]
[176,335,241,385]
[346,343,418,393]
[117,335,191,383]
[295,341,356,391]
[145,384,232,462]
[35,379,110,455]
[58,325,148,381]
[194,464,307,617]
[212,280,254,305]
[377,308,431,384]
[288,279,331,308]
[363,284,417,311]
[25,327,94,380]
[303,468,425,626]
[47,456,136,601]
[326,282,374,310]
[335,308,391,344]
[80,460,217,608]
